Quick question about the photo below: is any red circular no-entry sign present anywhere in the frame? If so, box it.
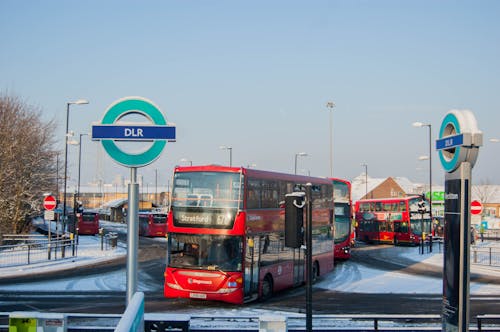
[471,200,483,215]
[43,195,57,211]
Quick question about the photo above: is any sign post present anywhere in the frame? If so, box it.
[92,97,176,304]
[436,110,482,332]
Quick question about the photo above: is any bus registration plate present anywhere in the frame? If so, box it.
[190,292,207,299]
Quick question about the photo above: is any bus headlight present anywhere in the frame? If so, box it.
[166,282,183,290]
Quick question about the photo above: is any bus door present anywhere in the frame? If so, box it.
[292,246,304,285]
[244,236,260,298]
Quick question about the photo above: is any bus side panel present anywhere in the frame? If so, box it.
[315,251,335,276]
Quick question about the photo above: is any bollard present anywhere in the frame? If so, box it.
[99,228,104,251]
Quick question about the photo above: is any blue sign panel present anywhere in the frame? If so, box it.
[92,125,176,141]
[436,133,464,150]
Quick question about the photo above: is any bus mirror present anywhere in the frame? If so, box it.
[285,192,305,248]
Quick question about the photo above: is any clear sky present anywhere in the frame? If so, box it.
[1,1,500,190]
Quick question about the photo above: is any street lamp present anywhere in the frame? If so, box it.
[220,145,232,167]
[360,163,368,199]
[413,121,433,232]
[76,133,89,201]
[294,152,308,175]
[326,101,335,177]
[179,158,193,166]
[63,99,89,233]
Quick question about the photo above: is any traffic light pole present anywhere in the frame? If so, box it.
[305,183,313,332]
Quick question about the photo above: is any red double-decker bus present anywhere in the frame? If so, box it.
[164,165,335,304]
[331,178,352,260]
[139,212,168,237]
[354,196,431,246]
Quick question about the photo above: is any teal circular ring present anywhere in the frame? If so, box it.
[101,98,167,167]
[438,112,461,173]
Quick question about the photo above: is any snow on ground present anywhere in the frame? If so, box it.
[2,219,500,297]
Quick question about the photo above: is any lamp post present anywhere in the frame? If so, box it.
[413,121,433,233]
[63,99,89,233]
[220,145,232,167]
[294,152,308,175]
[179,158,193,166]
[360,163,368,199]
[326,101,335,177]
[76,133,88,201]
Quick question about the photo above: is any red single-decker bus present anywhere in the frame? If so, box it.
[77,211,100,235]
[139,212,168,237]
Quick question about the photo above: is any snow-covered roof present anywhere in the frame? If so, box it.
[351,173,384,202]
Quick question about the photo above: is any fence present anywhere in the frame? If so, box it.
[1,312,500,331]
[0,233,118,268]
[472,246,500,267]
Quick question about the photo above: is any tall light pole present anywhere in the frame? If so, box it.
[220,145,232,167]
[294,152,308,175]
[179,158,193,166]
[76,133,88,201]
[63,99,89,232]
[413,121,433,231]
[326,101,335,177]
[360,163,368,199]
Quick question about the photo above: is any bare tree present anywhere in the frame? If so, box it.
[0,93,59,234]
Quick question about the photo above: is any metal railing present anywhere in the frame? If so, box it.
[0,236,75,267]
[0,233,118,269]
[1,312,500,331]
[472,246,500,267]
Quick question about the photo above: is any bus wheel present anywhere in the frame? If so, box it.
[261,275,273,300]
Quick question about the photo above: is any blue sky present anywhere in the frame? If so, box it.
[1,1,500,189]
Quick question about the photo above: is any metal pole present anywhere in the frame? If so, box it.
[294,154,298,175]
[326,102,335,177]
[155,169,158,206]
[428,124,433,234]
[77,133,87,201]
[63,103,70,233]
[305,183,313,332]
[229,147,232,167]
[127,167,139,304]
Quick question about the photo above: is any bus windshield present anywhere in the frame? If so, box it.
[172,171,243,209]
[169,233,243,272]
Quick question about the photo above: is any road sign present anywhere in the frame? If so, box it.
[44,210,55,221]
[91,124,176,141]
[92,97,176,167]
[436,133,464,150]
[43,195,57,211]
[471,200,483,215]
[436,110,482,173]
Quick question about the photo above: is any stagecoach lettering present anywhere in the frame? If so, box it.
[188,278,212,285]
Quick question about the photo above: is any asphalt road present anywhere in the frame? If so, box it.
[2,241,500,319]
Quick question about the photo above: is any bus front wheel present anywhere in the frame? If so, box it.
[261,275,273,300]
